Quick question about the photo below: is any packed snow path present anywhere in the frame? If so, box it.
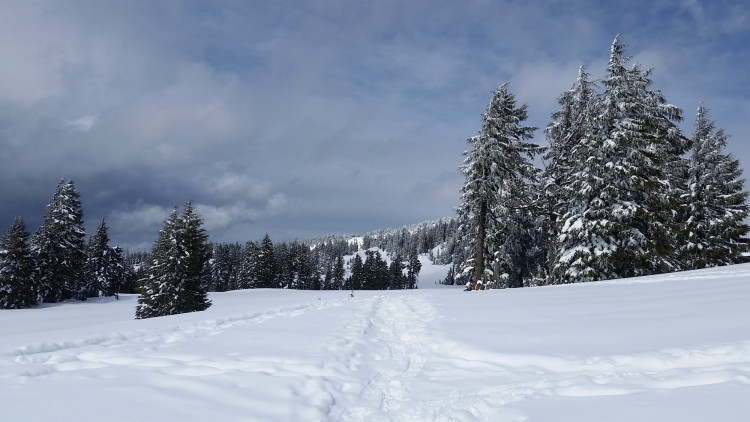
[2,266,750,421]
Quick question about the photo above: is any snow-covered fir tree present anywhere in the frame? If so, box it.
[457,83,540,290]
[31,179,87,302]
[135,203,212,319]
[496,205,547,288]
[0,217,37,309]
[136,208,182,318]
[554,37,685,283]
[211,243,243,292]
[682,106,749,268]
[122,250,148,294]
[238,241,259,289]
[255,234,277,288]
[389,255,405,289]
[541,66,597,282]
[346,253,364,290]
[84,219,124,298]
[331,254,345,290]
[176,202,212,313]
[361,250,388,290]
[406,249,422,289]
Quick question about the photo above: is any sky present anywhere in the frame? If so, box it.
[1,0,748,251]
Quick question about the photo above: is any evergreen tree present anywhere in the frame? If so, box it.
[361,250,388,290]
[555,37,684,283]
[457,83,540,290]
[331,254,345,290]
[682,106,749,268]
[406,250,422,289]
[238,241,259,289]
[322,267,333,290]
[135,203,212,319]
[84,219,124,298]
[496,207,546,288]
[136,208,182,319]
[542,67,597,282]
[0,217,37,309]
[211,243,242,292]
[122,251,148,294]
[256,234,278,288]
[441,265,457,285]
[275,242,293,289]
[106,246,125,298]
[388,255,405,289]
[346,253,364,290]
[374,251,389,290]
[31,179,87,302]
[179,202,212,312]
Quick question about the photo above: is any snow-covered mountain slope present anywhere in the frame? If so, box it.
[2,264,750,421]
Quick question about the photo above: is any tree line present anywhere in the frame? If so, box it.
[207,235,422,293]
[0,182,426,316]
[0,180,127,309]
[457,36,749,290]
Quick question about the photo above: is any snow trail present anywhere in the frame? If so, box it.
[2,269,750,421]
[5,298,349,378]
[333,294,436,421]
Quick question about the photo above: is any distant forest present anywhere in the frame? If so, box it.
[0,178,460,313]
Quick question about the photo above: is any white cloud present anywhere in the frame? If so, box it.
[194,202,261,232]
[64,114,98,132]
[266,193,288,215]
[203,172,271,202]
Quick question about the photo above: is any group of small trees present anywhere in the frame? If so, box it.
[0,180,125,309]
[206,234,422,293]
[458,36,749,290]
[346,249,421,290]
[0,178,428,316]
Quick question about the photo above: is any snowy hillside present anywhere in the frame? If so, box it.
[2,264,750,421]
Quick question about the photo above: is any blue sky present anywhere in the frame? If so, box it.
[1,0,748,250]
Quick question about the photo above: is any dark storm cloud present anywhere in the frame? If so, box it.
[1,0,748,250]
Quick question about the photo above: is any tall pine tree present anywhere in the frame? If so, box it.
[682,106,749,268]
[239,241,259,289]
[178,202,212,312]
[457,83,540,290]
[555,37,684,282]
[255,234,277,288]
[542,67,597,282]
[84,219,124,298]
[346,253,364,290]
[331,254,345,290]
[0,218,37,309]
[31,179,87,302]
[389,255,405,289]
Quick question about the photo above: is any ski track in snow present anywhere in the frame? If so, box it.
[409,340,750,421]
[3,298,348,379]
[331,294,436,421]
[3,292,750,420]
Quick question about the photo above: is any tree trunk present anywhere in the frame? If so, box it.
[471,201,487,290]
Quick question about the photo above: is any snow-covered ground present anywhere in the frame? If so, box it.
[2,263,750,421]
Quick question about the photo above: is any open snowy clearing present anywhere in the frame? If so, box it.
[2,263,750,421]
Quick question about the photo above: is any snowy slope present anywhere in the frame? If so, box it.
[2,265,750,421]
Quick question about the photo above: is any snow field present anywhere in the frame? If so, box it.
[1,264,750,420]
